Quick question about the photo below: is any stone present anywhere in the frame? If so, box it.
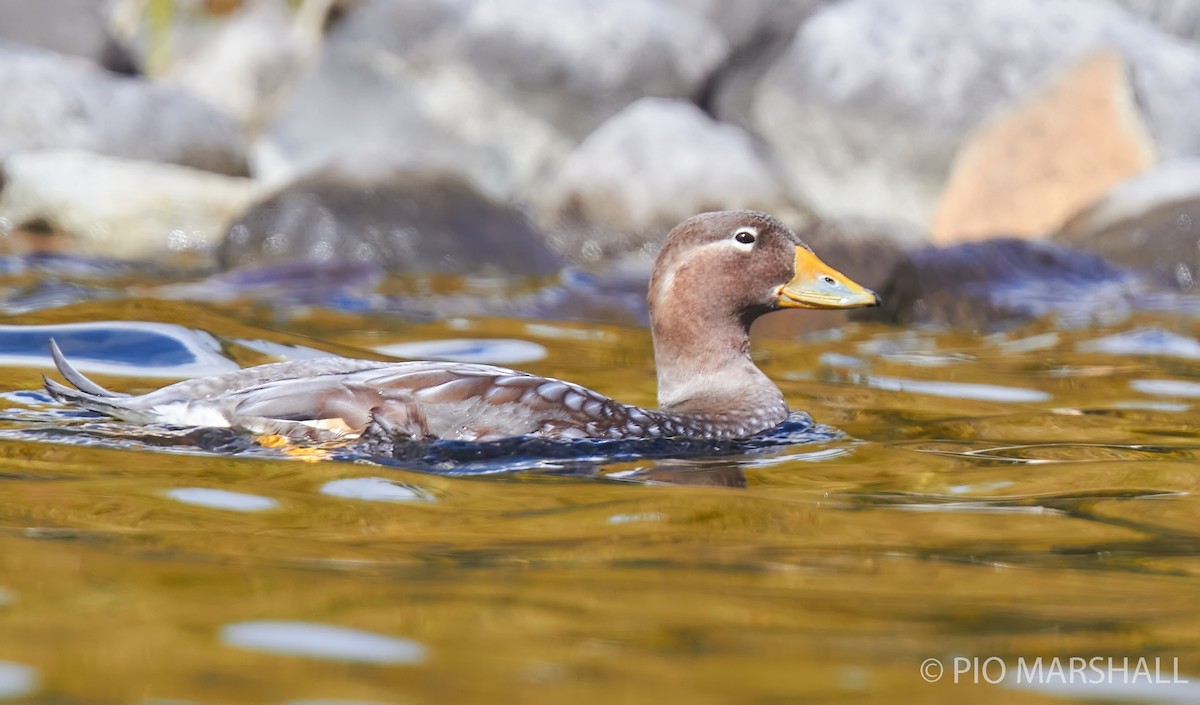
[456,0,729,140]
[0,150,261,263]
[218,164,563,276]
[1059,158,1200,238]
[1054,158,1200,290]
[1055,193,1200,291]
[683,0,828,130]
[856,239,1145,330]
[539,98,803,253]
[259,0,729,200]
[753,0,1200,230]
[0,0,120,65]
[930,50,1155,242]
[0,42,248,175]
[161,0,331,130]
[1117,0,1200,44]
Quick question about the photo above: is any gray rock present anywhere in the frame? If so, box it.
[455,0,729,139]
[540,98,803,253]
[162,0,329,129]
[0,42,248,175]
[0,0,121,65]
[258,0,729,200]
[218,165,563,276]
[0,150,261,263]
[1055,159,1200,290]
[664,0,826,48]
[1055,189,1200,291]
[753,0,1200,228]
[856,239,1146,330]
[1059,159,1200,239]
[677,0,828,129]
[1118,0,1200,44]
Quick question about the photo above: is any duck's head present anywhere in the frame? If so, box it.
[648,210,880,323]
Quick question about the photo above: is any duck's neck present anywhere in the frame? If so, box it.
[650,304,788,428]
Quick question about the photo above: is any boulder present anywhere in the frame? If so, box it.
[0,42,248,175]
[0,0,121,65]
[1117,0,1200,44]
[258,0,729,200]
[539,98,803,255]
[218,165,563,276]
[0,150,261,263]
[753,0,1200,234]
[161,0,330,129]
[683,0,828,130]
[857,239,1144,330]
[929,50,1154,242]
[1055,175,1200,291]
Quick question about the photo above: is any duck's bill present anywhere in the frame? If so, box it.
[776,247,881,309]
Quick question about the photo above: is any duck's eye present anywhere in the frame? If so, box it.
[733,228,756,245]
[822,275,837,286]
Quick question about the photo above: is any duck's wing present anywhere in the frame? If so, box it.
[217,364,661,441]
[44,346,659,441]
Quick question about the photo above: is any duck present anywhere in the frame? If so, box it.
[44,210,879,443]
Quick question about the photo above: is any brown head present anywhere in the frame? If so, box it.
[648,210,879,325]
[647,210,879,411]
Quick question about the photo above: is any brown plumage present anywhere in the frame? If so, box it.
[44,211,879,443]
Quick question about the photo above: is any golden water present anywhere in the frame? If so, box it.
[0,298,1197,704]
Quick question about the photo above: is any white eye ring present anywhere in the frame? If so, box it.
[733,227,757,246]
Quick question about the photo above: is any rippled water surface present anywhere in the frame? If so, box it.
[0,292,1198,704]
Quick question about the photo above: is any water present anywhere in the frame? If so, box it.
[0,292,1198,704]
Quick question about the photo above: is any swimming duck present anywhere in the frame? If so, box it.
[44,210,879,443]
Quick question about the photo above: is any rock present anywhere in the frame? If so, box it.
[0,42,248,175]
[753,0,1200,231]
[1117,0,1200,44]
[0,150,261,263]
[1055,192,1200,291]
[161,0,331,129]
[455,0,729,139]
[857,239,1145,330]
[0,0,120,65]
[259,0,729,200]
[539,98,803,253]
[218,165,563,276]
[930,50,1155,242]
[684,0,828,130]
[1054,158,1200,290]
[1062,159,1200,236]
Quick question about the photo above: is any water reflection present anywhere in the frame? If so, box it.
[320,477,435,503]
[0,661,38,699]
[220,621,425,665]
[0,322,237,377]
[1131,379,1200,398]
[1080,327,1200,359]
[164,488,279,512]
[861,374,1051,402]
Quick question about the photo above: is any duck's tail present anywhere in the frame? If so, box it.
[43,339,133,415]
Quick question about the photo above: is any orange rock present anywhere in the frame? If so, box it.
[931,49,1156,243]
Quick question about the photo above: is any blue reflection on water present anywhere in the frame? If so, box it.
[221,621,425,664]
[0,322,238,378]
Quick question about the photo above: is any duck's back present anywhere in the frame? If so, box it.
[44,351,691,442]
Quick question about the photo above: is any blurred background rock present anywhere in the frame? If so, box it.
[0,0,1198,331]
